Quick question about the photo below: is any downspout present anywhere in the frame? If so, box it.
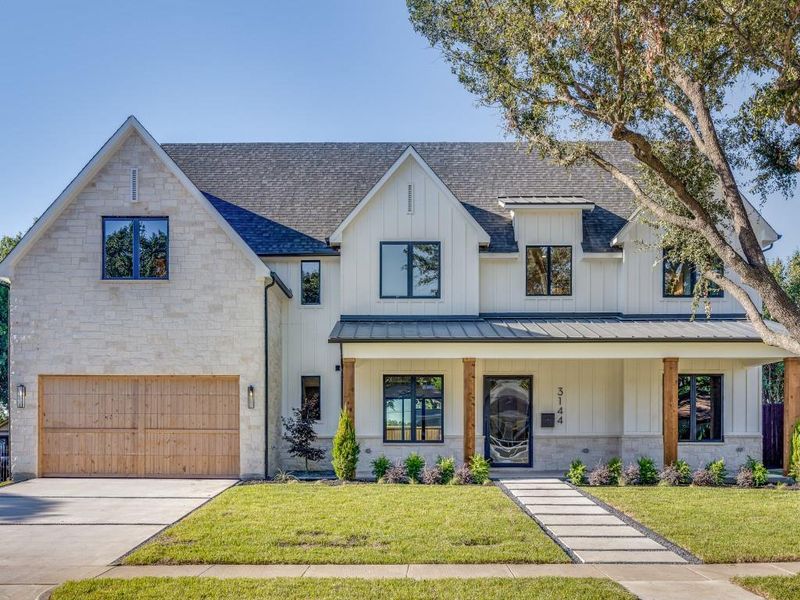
[264,278,275,479]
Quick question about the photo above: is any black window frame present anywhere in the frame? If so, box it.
[678,373,724,443]
[662,251,724,298]
[301,375,321,421]
[102,216,169,281]
[382,374,444,444]
[525,245,573,297]
[300,260,321,305]
[379,241,441,299]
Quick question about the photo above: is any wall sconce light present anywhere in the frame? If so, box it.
[247,385,255,409]
[16,384,26,409]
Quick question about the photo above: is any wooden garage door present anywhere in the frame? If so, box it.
[40,375,239,477]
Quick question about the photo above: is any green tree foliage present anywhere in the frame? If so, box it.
[331,410,360,480]
[763,251,800,403]
[0,232,22,421]
[408,0,800,353]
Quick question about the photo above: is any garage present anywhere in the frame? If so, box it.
[39,375,240,478]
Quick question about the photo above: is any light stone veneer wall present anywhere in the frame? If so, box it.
[9,131,269,479]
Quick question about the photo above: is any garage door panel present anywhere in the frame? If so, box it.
[41,375,240,478]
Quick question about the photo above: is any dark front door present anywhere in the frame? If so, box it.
[484,376,532,467]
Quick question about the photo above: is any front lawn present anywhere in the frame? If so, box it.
[51,577,635,600]
[734,574,800,600]
[125,483,567,565]
[586,486,800,563]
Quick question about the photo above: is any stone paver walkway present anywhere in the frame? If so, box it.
[499,478,687,564]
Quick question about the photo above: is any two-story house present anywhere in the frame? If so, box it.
[1,116,796,480]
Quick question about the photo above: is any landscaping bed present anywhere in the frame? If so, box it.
[50,577,635,600]
[584,486,800,563]
[124,483,568,565]
[734,574,800,600]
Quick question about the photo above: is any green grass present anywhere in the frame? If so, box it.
[125,483,567,565]
[734,574,800,599]
[586,486,800,563]
[51,577,635,600]
[0,481,13,488]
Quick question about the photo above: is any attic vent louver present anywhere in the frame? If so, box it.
[407,183,414,214]
[130,168,139,202]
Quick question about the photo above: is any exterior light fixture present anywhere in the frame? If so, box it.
[247,385,255,409]
[16,384,26,409]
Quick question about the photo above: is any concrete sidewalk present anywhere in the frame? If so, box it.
[21,562,800,600]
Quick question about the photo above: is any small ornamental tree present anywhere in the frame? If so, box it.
[281,396,325,472]
[332,410,360,480]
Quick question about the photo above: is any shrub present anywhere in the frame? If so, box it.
[383,462,409,484]
[452,464,474,485]
[789,420,800,481]
[371,455,391,481]
[692,468,716,486]
[637,456,659,485]
[620,464,640,486]
[404,453,426,483]
[421,465,443,485]
[436,456,456,484]
[331,411,360,481]
[566,459,587,485]
[675,459,693,484]
[736,468,755,488]
[588,463,613,486]
[744,456,769,487]
[281,398,325,472]
[658,464,683,486]
[273,469,298,483]
[607,457,623,485]
[706,458,728,486]
[469,454,491,485]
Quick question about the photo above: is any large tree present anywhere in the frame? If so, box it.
[0,232,22,421]
[408,0,800,353]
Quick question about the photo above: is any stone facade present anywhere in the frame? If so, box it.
[533,436,621,471]
[9,131,270,479]
[678,435,761,471]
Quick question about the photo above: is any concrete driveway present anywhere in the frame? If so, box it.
[0,478,236,600]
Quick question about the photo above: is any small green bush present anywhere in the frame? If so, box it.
[436,456,456,484]
[469,454,491,485]
[744,456,768,487]
[566,459,587,485]
[637,456,658,485]
[404,453,426,483]
[331,411,360,481]
[607,457,623,485]
[675,459,693,484]
[790,420,800,481]
[706,458,728,486]
[370,455,391,480]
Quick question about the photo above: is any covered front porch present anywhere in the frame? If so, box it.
[331,317,798,475]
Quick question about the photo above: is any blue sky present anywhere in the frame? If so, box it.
[0,1,796,258]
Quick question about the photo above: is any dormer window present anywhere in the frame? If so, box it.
[380,242,441,299]
[526,245,572,296]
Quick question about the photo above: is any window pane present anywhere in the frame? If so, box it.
[301,261,321,305]
[694,375,722,441]
[384,376,412,398]
[550,247,572,295]
[104,219,134,278]
[412,244,440,297]
[301,376,321,420]
[678,375,692,441]
[381,244,409,297]
[415,376,443,399]
[416,397,443,442]
[664,260,693,296]
[526,247,547,295]
[138,219,168,279]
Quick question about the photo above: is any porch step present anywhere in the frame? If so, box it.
[499,478,688,564]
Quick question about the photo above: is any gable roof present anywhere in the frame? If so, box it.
[328,146,490,245]
[0,117,271,280]
[162,141,641,255]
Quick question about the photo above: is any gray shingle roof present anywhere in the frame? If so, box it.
[329,316,780,343]
[162,142,638,255]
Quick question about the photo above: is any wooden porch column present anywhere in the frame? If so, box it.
[662,357,679,466]
[463,358,476,461]
[342,358,355,423]
[784,358,800,476]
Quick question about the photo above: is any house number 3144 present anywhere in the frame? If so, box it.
[556,387,564,424]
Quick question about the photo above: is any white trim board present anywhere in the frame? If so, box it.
[328,145,491,246]
[0,116,271,282]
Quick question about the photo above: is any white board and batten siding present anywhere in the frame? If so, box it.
[479,209,620,314]
[340,159,482,316]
